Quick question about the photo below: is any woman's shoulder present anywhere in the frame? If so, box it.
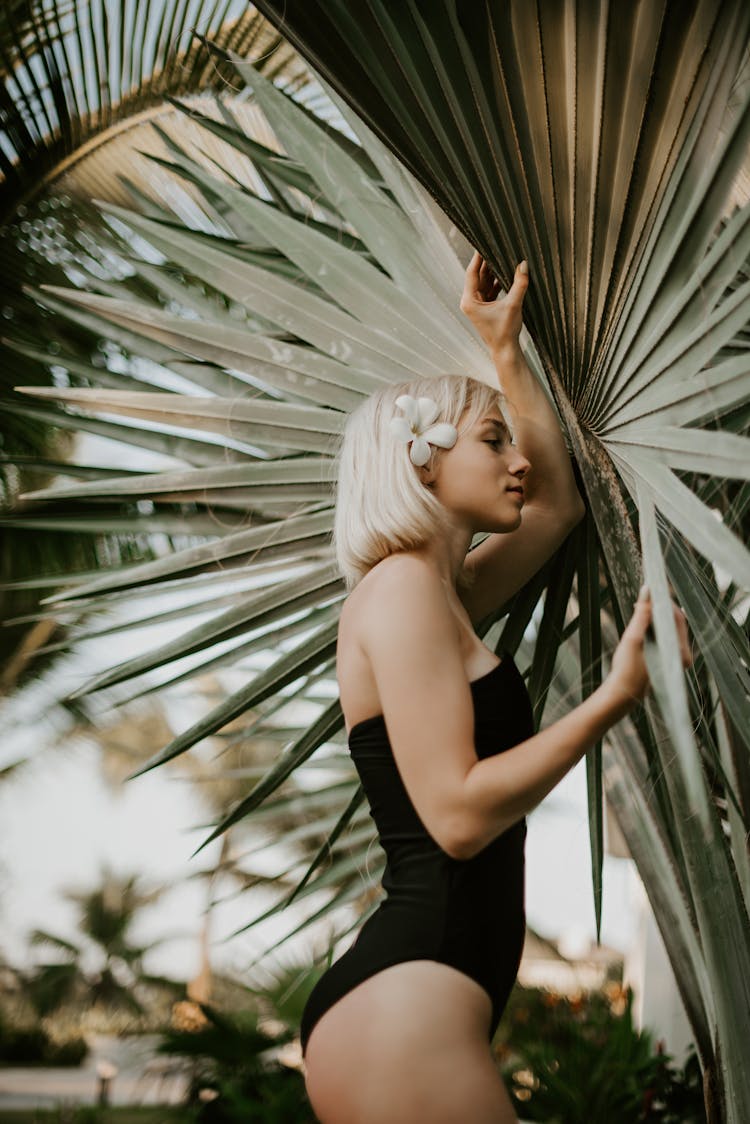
[364,550,438,590]
[339,554,451,677]
[342,552,439,627]
[337,553,455,729]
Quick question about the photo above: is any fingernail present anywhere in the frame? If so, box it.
[638,582,650,600]
[519,260,529,275]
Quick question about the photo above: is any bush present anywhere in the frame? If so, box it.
[157,1001,315,1123]
[495,983,706,1123]
[46,1035,89,1066]
[0,1013,88,1067]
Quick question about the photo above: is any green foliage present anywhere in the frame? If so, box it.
[0,1011,87,1067]
[238,955,323,1044]
[2,7,750,1117]
[0,3,306,694]
[157,1002,314,1122]
[496,984,706,1123]
[20,960,80,1020]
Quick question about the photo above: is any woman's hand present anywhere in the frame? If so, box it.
[459,251,529,356]
[605,585,693,710]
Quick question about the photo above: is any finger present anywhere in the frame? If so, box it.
[461,257,483,305]
[673,608,690,646]
[627,600,652,642]
[506,263,529,304]
[465,254,483,292]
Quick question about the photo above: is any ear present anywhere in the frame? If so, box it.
[418,463,436,489]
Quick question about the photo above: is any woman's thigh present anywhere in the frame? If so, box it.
[303,960,518,1124]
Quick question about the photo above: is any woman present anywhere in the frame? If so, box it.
[300,253,692,1124]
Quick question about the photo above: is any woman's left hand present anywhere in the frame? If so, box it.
[459,251,529,355]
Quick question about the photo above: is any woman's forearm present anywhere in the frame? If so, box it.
[492,344,584,514]
[457,681,633,859]
[460,253,583,512]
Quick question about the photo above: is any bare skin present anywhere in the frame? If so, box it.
[302,258,693,1123]
[304,963,519,1124]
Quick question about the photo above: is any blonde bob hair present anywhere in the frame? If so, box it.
[332,373,513,592]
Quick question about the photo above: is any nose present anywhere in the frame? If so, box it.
[512,450,531,477]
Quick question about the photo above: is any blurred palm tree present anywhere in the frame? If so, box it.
[0,4,749,1120]
[22,866,179,1018]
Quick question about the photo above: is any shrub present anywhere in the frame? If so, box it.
[0,1012,88,1067]
[495,984,706,1123]
[157,1001,315,1122]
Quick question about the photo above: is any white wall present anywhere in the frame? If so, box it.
[623,865,695,1066]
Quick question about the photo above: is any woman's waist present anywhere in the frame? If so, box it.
[380,835,525,894]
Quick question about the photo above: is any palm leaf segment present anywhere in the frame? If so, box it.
[0,2,307,677]
[3,8,750,1111]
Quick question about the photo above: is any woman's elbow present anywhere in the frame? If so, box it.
[450,775,515,859]
[443,808,483,861]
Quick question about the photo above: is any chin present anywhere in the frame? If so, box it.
[481,512,521,533]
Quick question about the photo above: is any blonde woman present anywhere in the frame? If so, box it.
[300,253,692,1124]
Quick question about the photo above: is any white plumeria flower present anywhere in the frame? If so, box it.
[388,394,459,466]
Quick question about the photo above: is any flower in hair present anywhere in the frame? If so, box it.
[388,394,459,467]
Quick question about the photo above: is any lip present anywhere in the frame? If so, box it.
[507,487,524,500]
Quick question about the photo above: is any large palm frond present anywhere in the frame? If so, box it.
[0,0,307,219]
[1,62,498,997]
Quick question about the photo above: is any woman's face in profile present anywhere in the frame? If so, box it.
[420,405,531,534]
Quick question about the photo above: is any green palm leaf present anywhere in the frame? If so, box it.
[0,1,305,220]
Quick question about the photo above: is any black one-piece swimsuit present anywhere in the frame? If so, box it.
[299,648,534,1057]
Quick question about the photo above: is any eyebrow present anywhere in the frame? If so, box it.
[480,416,510,435]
